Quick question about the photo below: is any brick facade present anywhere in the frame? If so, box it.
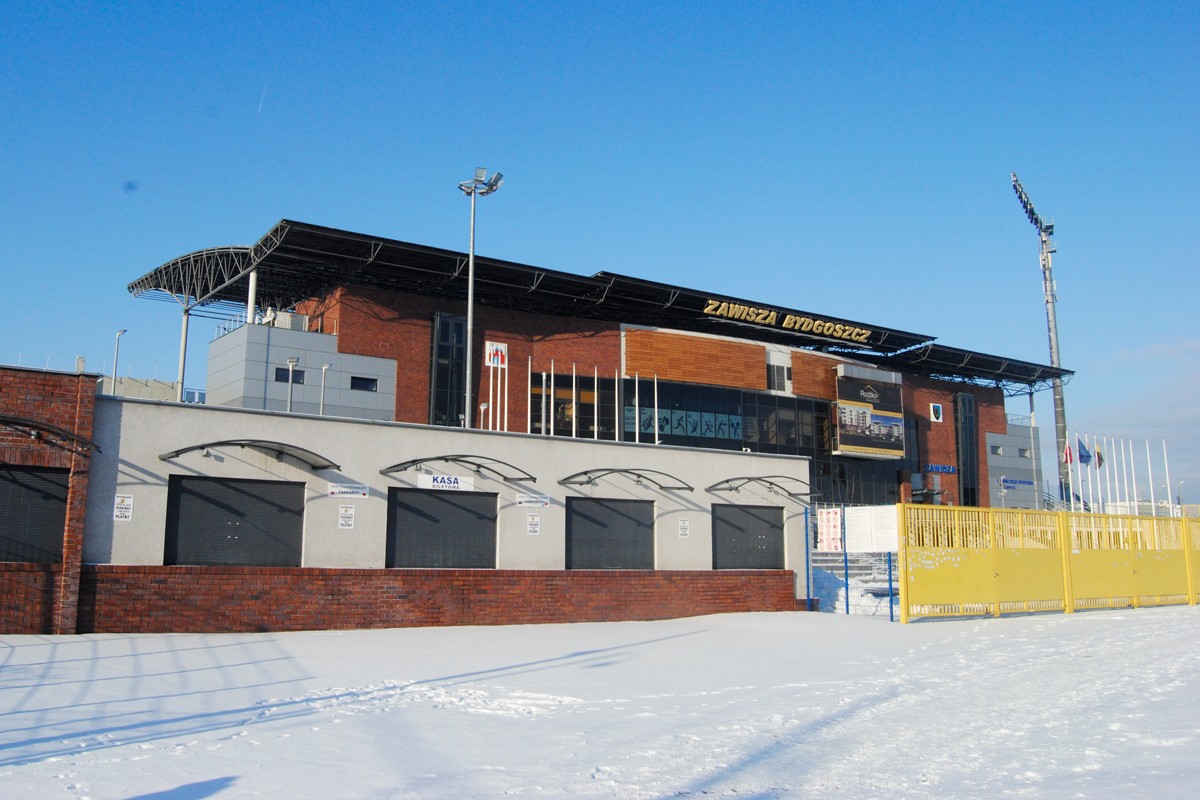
[301,286,622,428]
[904,376,1006,505]
[0,366,97,634]
[78,566,801,633]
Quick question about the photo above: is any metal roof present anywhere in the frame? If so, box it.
[129,219,1072,393]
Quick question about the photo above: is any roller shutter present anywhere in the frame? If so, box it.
[165,476,304,566]
[712,504,784,569]
[0,467,69,563]
[566,497,654,569]
[386,488,497,568]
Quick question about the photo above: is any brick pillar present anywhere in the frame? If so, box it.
[52,374,93,634]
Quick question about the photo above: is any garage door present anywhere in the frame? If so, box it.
[387,488,497,568]
[0,467,69,563]
[566,497,654,569]
[712,504,784,569]
[165,476,304,566]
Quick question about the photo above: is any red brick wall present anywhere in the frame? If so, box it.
[0,564,61,634]
[308,286,622,427]
[77,566,799,633]
[904,376,1006,506]
[625,330,766,390]
[0,366,97,634]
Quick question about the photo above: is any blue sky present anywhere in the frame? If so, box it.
[2,1,1196,503]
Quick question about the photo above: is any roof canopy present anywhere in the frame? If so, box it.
[129,219,1072,393]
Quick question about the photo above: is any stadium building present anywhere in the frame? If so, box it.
[0,219,1068,634]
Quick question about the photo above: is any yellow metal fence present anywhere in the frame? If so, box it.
[897,504,1200,623]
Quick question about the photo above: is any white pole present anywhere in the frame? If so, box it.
[527,356,532,434]
[1093,433,1104,514]
[464,188,477,429]
[1089,431,1099,513]
[571,363,577,439]
[633,374,643,448]
[1162,439,1174,517]
[1120,436,1131,513]
[540,372,547,435]
[1103,435,1114,512]
[246,268,258,323]
[653,374,659,444]
[593,366,599,440]
[110,329,127,395]
[1074,433,1085,511]
[1145,439,1157,516]
[320,363,330,415]
[1130,438,1141,515]
[614,368,620,441]
[176,309,190,402]
[502,355,508,432]
[1070,434,1080,510]
[549,361,556,437]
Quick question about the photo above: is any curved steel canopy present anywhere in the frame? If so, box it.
[379,455,537,482]
[0,415,99,457]
[157,439,340,471]
[559,468,694,492]
[705,475,819,499]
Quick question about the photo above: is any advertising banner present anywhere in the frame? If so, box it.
[833,376,905,459]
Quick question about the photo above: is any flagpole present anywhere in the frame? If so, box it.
[1119,436,1130,514]
[1129,438,1141,515]
[1085,434,1095,513]
[1066,436,1077,511]
[1093,433,1103,514]
[1104,434,1114,513]
[1163,439,1174,517]
[1145,439,1157,516]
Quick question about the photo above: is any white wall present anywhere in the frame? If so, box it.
[84,397,813,595]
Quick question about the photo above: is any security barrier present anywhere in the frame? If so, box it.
[897,504,1200,623]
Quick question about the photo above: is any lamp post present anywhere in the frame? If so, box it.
[457,167,504,428]
[286,356,299,413]
[320,363,331,416]
[110,329,127,395]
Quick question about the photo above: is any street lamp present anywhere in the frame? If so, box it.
[320,363,331,416]
[286,356,299,412]
[457,167,504,428]
[110,329,127,395]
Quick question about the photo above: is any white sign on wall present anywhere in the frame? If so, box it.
[329,483,369,497]
[678,518,691,538]
[527,513,541,535]
[338,504,356,530]
[816,507,843,552]
[113,494,134,522]
[417,474,476,492]
[517,493,551,507]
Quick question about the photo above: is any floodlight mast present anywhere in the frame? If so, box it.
[457,168,504,429]
[1011,172,1069,506]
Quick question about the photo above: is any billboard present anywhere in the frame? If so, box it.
[833,375,905,459]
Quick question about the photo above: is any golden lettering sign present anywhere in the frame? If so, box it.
[702,299,872,344]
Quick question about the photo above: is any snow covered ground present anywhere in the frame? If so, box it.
[3,606,1198,799]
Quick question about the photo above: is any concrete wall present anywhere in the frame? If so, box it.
[206,324,396,420]
[84,397,813,595]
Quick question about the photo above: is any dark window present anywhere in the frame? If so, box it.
[0,467,69,563]
[165,476,304,566]
[955,393,979,506]
[429,313,465,427]
[566,497,654,569]
[386,488,496,568]
[712,504,784,569]
[274,367,305,384]
[767,364,791,391]
[350,376,378,392]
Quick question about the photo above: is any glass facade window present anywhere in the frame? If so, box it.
[350,376,378,392]
[429,313,465,427]
[955,393,979,506]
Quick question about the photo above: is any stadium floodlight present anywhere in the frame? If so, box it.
[457,168,505,429]
[1011,172,1069,506]
[110,329,127,395]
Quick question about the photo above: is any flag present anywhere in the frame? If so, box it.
[1095,447,1104,468]
[1077,438,1092,466]
[1063,444,1073,464]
